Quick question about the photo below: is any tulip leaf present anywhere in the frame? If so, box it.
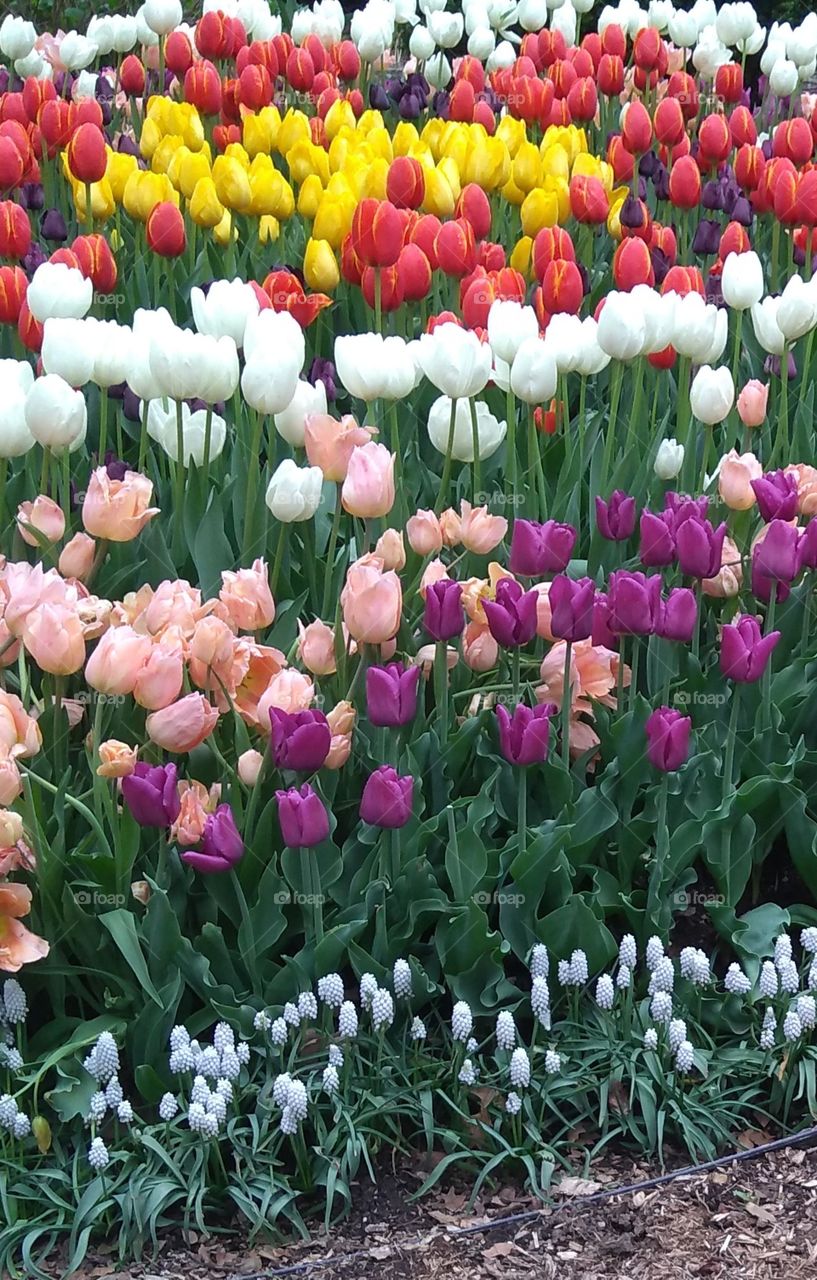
[99,909,164,1006]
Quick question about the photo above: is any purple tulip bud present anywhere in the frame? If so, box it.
[692,217,721,256]
[799,520,817,571]
[483,577,539,648]
[180,804,244,874]
[645,706,691,771]
[720,614,780,682]
[591,592,618,650]
[270,707,331,773]
[423,579,463,642]
[509,519,577,576]
[549,575,595,642]
[607,570,662,635]
[121,762,181,828]
[276,783,330,848]
[41,208,68,243]
[664,492,709,530]
[496,701,556,766]
[595,490,636,541]
[764,351,798,380]
[308,355,337,403]
[366,662,421,728]
[676,519,727,580]
[360,766,414,829]
[751,470,799,523]
[20,182,44,212]
[751,519,801,603]
[639,510,676,567]
[655,587,697,643]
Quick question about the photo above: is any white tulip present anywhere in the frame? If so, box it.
[409,24,436,57]
[25,375,87,450]
[777,275,817,342]
[510,337,558,403]
[89,319,133,389]
[668,9,699,45]
[0,360,35,458]
[244,308,305,371]
[654,438,684,480]
[671,293,726,363]
[160,407,227,466]
[544,313,583,374]
[41,319,94,388]
[486,40,516,71]
[0,15,36,59]
[190,278,260,348]
[468,26,495,57]
[631,285,677,354]
[428,10,463,46]
[110,14,140,51]
[265,459,324,522]
[334,333,416,401]
[690,365,735,425]
[415,323,492,399]
[597,292,647,361]
[27,262,92,323]
[720,250,764,310]
[241,353,301,416]
[142,0,183,35]
[770,57,799,96]
[751,296,786,355]
[425,52,452,88]
[487,299,539,365]
[575,317,612,377]
[274,379,328,447]
[57,31,97,70]
[551,2,577,44]
[518,0,549,28]
[426,396,506,463]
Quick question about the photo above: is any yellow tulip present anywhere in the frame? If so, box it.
[151,133,184,176]
[277,108,310,157]
[423,165,457,218]
[243,106,281,157]
[607,196,625,240]
[287,138,330,186]
[501,176,526,207]
[437,155,461,201]
[304,237,340,292]
[365,126,394,164]
[463,135,508,189]
[175,148,211,200]
[440,125,469,179]
[496,116,526,158]
[356,109,385,137]
[297,172,324,219]
[189,176,225,228]
[420,117,446,161]
[212,154,252,212]
[510,236,534,281]
[213,208,234,247]
[139,116,162,162]
[360,155,389,201]
[73,177,115,222]
[313,192,355,247]
[324,98,356,140]
[520,186,560,236]
[122,170,178,221]
[540,144,570,183]
[512,140,541,193]
[105,151,138,204]
[258,214,280,244]
[393,122,420,156]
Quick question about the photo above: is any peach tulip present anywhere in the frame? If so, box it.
[533,582,556,641]
[406,510,443,555]
[144,580,209,638]
[146,693,219,753]
[298,619,337,676]
[219,558,275,632]
[304,412,375,481]
[23,602,86,675]
[59,532,96,581]
[736,380,768,428]
[341,556,402,644]
[0,756,22,806]
[0,692,41,760]
[374,528,406,571]
[85,625,153,695]
[1,563,68,636]
[97,739,138,778]
[458,501,508,554]
[327,700,356,736]
[325,700,356,769]
[718,450,762,510]
[173,780,219,846]
[419,558,450,597]
[256,669,315,724]
[238,748,264,785]
[785,464,817,517]
[0,810,23,847]
[439,508,462,546]
[82,468,159,542]
[132,635,185,710]
[16,495,66,547]
[233,642,287,723]
[0,883,49,972]
[702,535,743,598]
[341,442,396,518]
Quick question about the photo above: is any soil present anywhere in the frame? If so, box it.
[59,1141,817,1280]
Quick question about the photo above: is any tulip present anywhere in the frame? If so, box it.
[238,749,264,786]
[496,701,555,766]
[297,620,337,677]
[415,323,492,399]
[458,503,507,555]
[645,706,692,772]
[751,296,786,356]
[777,275,817,343]
[366,662,421,728]
[341,557,402,644]
[483,578,538,648]
[608,570,662,635]
[190,278,260,348]
[654,438,684,480]
[276,783,329,848]
[270,707,330,773]
[509,519,577,576]
[304,413,374,483]
[423,580,464,642]
[146,202,186,257]
[334,333,416,402]
[265,459,323,522]
[737,380,769,428]
[341,442,395,518]
[676,519,728,580]
[24,374,87,450]
[85,625,152,696]
[751,471,799,523]
[16,496,64,547]
[426,397,506,463]
[690,365,734,425]
[509,337,558,404]
[595,491,636,541]
[720,250,764,310]
[181,804,243,874]
[121,762,181,827]
[59,531,95,581]
[406,510,443,556]
[82,468,158,542]
[219,559,275,632]
[360,766,414,829]
[718,450,762,510]
[751,520,801,602]
[639,510,675,567]
[23,603,85,675]
[549,576,594,643]
[96,740,138,780]
[487,299,539,365]
[656,588,697,643]
[721,614,781,682]
[146,693,219,753]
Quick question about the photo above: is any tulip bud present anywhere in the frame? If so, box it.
[146,201,186,257]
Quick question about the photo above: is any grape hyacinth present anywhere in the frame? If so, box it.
[317,974,344,1008]
[459,1059,477,1086]
[783,1011,803,1042]
[759,962,779,997]
[619,935,637,969]
[253,1010,271,1033]
[338,1001,359,1038]
[648,957,675,994]
[505,1091,522,1115]
[495,1011,517,1051]
[544,1050,562,1075]
[668,1019,687,1052]
[410,1017,426,1041]
[393,959,412,998]
[2,980,27,1023]
[509,1048,531,1088]
[779,961,799,995]
[159,1093,178,1121]
[451,1001,473,1043]
[797,995,816,1028]
[360,973,378,1008]
[761,1008,777,1050]
[675,1040,694,1072]
[595,975,614,1010]
[371,989,394,1031]
[529,944,549,978]
[298,992,318,1021]
[646,937,665,969]
[801,928,817,954]
[283,1002,301,1027]
[328,1044,344,1067]
[774,933,793,969]
[644,1028,659,1050]
[650,992,673,1023]
[531,977,551,1028]
[724,963,751,995]
[323,1065,339,1095]
[87,1137,109,1170]
[616,965,632,990]
[270,1018,288,1048]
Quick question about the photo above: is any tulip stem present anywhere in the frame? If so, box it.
[469,396,481,500]
[511,647,521,701]
[301,848,323,947]
[731,309,743,393]
[321,484,343,618]
[517,775,527,859]
[19,767,113,860]
[138,397,149,473]
[762,589,777,733]
[434,639,449,752]
[84,182,93,235]
[505,388,517,516]
[172,400,186,561]
[242,407,265,560]
[561,641,572,767]
[769,357,789,469]
[598,361,623,501]
[389,399,407,526]
[629,638,640,712]
[721,685,741,805]
[389,828,401,888]
[435,397,458,514]
[270,521,288,598]
[652,772,670,924]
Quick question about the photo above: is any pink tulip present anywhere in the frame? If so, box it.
[1,563,68,636]
[146,693,219,753]
[406,510,443,555]
[439,508,462,546]
[238,749,264,785]
[0,691,41,760]
[419,557,450,597]
[16,495,66,547]
[97,740,138,778]
[132,636,185,710]
[462,620,498,672]
[459,501,508,554]
[82,468,159,542]
[341,556,402,644]
[23,602,85,674]
[718,450,762,511]
[374,528,406,570]
[218,558,275,632]
[59,532,96,581]
[298,619,337,675]
[0,755,22,806]
[341,442,395,518]
[304,412,375,482]
[85,625,153,695]
[256,670,315,724]
[144,580,207,637]
[736,380,768,428]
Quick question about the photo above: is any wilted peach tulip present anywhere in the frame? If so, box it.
[325,700,356,769]
[233,642,287,723]
[341,442,396,518]
[415,643,459,674]
[131,880,151,905]
[419,557,450,597]
[0,755,22,806]
[189,615,236,687]
[146,692,219,752]
[132,634,185,710]
[718,450,762,510]
[538,639,628,714]
[374,528,406,570]
[736,380,769,428]
[23,602,86,675]
[16,495,65,547]
[439,508,462,546]
[304,412,375,481]
[144,579,210,639]
[785,464,817,517]
[82,468,159,542]
[59,531,96,581]
[0,809,23,846]
[462,620,499,671]
[298,619,337,675]
[0,882,49,971]
[97,739,138,778]
[0,691,41,760]
[173,780,219,846]
[85,624,152,695]
[238,748,264,785]
[257,669,315,723]
[702,535,743,598]
[219,558,275,632]
[406,509,443,555]
[459,502,508,554]
[341,556,402,643]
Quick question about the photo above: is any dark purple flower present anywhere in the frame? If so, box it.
[308,356,336,403]
[591,592,618,649]
[369,82,391,110]
[20,183,44,212]
[21,244,47,277]
[655,587,697,643]
[702,179,726,211]
[121,762,180,827]
[483,577,538,648]
[549,575,595,642]
[620,193,646,229]
[751,470,799,522]
[664,492,709,529]
[423,579,463,642]
[799,520,817,570]
[41,208,67,243]
[751,519,801,603]
[509,518,576,575]
[692,218,721,255]
[270,707,331,773]
[180,804,244,874]
[676,518,727,579]
[720,614,780,682]
[366,662,421,728]
[639,510,675,567]
[595,490,636,541]
[608,570,662,635]
[276,783,330,848]
[360,766,414,828]
[764,351,798,380]
[496,701,556,766]
[645,706,691,771]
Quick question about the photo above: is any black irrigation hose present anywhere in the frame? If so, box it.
[232,1123,817,1279]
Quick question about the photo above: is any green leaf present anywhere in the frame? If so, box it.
[99,909,164,1006]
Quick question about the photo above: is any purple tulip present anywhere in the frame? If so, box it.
[276,783,330,848]
[121,763,181,828]
[509,519,577,576]
[751,520,801,602]
[41,208,68,243]
[799,520,817,570]
[549,575,595,642]
[591,592,618,650]
[750,470,799,523]
[692,217,721,256]
[645,706,692,771]
[360,766,414,829]
[676,518,727,580]
[366,662,421,728]
[720,614,781,682]
[483,577,539,648]
[639,510,675,567]
[270,707,331,773]
[607,570,662,635]
[180,804,244,874]
[423,579,463,642]
[496,701,556,766]
[664,493,709,530]
[655,587,697,643]
[595,490,636,541]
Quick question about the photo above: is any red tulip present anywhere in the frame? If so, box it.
[435,217,476,278]
[566,76,597,122]
[362,263,403,311]
[542,258,583,314]
[449,80,476,122]
[633,26,663,70]
[387,156,424,210]
[715,63,743,104]
[456,183,491,239]
[734,140,765,191]
[146,202,186,257]
[532,226,575,280]
[0,137,25,191]
[653,97,685,148]
[600,23,626,58]
[0,264,26,323]
[165,30,194,75]
[598,53,625,96]
[613,237,654,290]
[621,100,652,154]
[698,113,732,168]
[335,39,360,81]
[570,173,608,223]
[120,55,146,97]
[773,117,814,166]
[72,233,117,292]
[397,242,431,301]
[17,296,42,351]
[196,10,228,58]
[668,154,701,208]
[184,60,222,116]
[719,221,750,259]
[351,197,402,269]
[0,200,30,259]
